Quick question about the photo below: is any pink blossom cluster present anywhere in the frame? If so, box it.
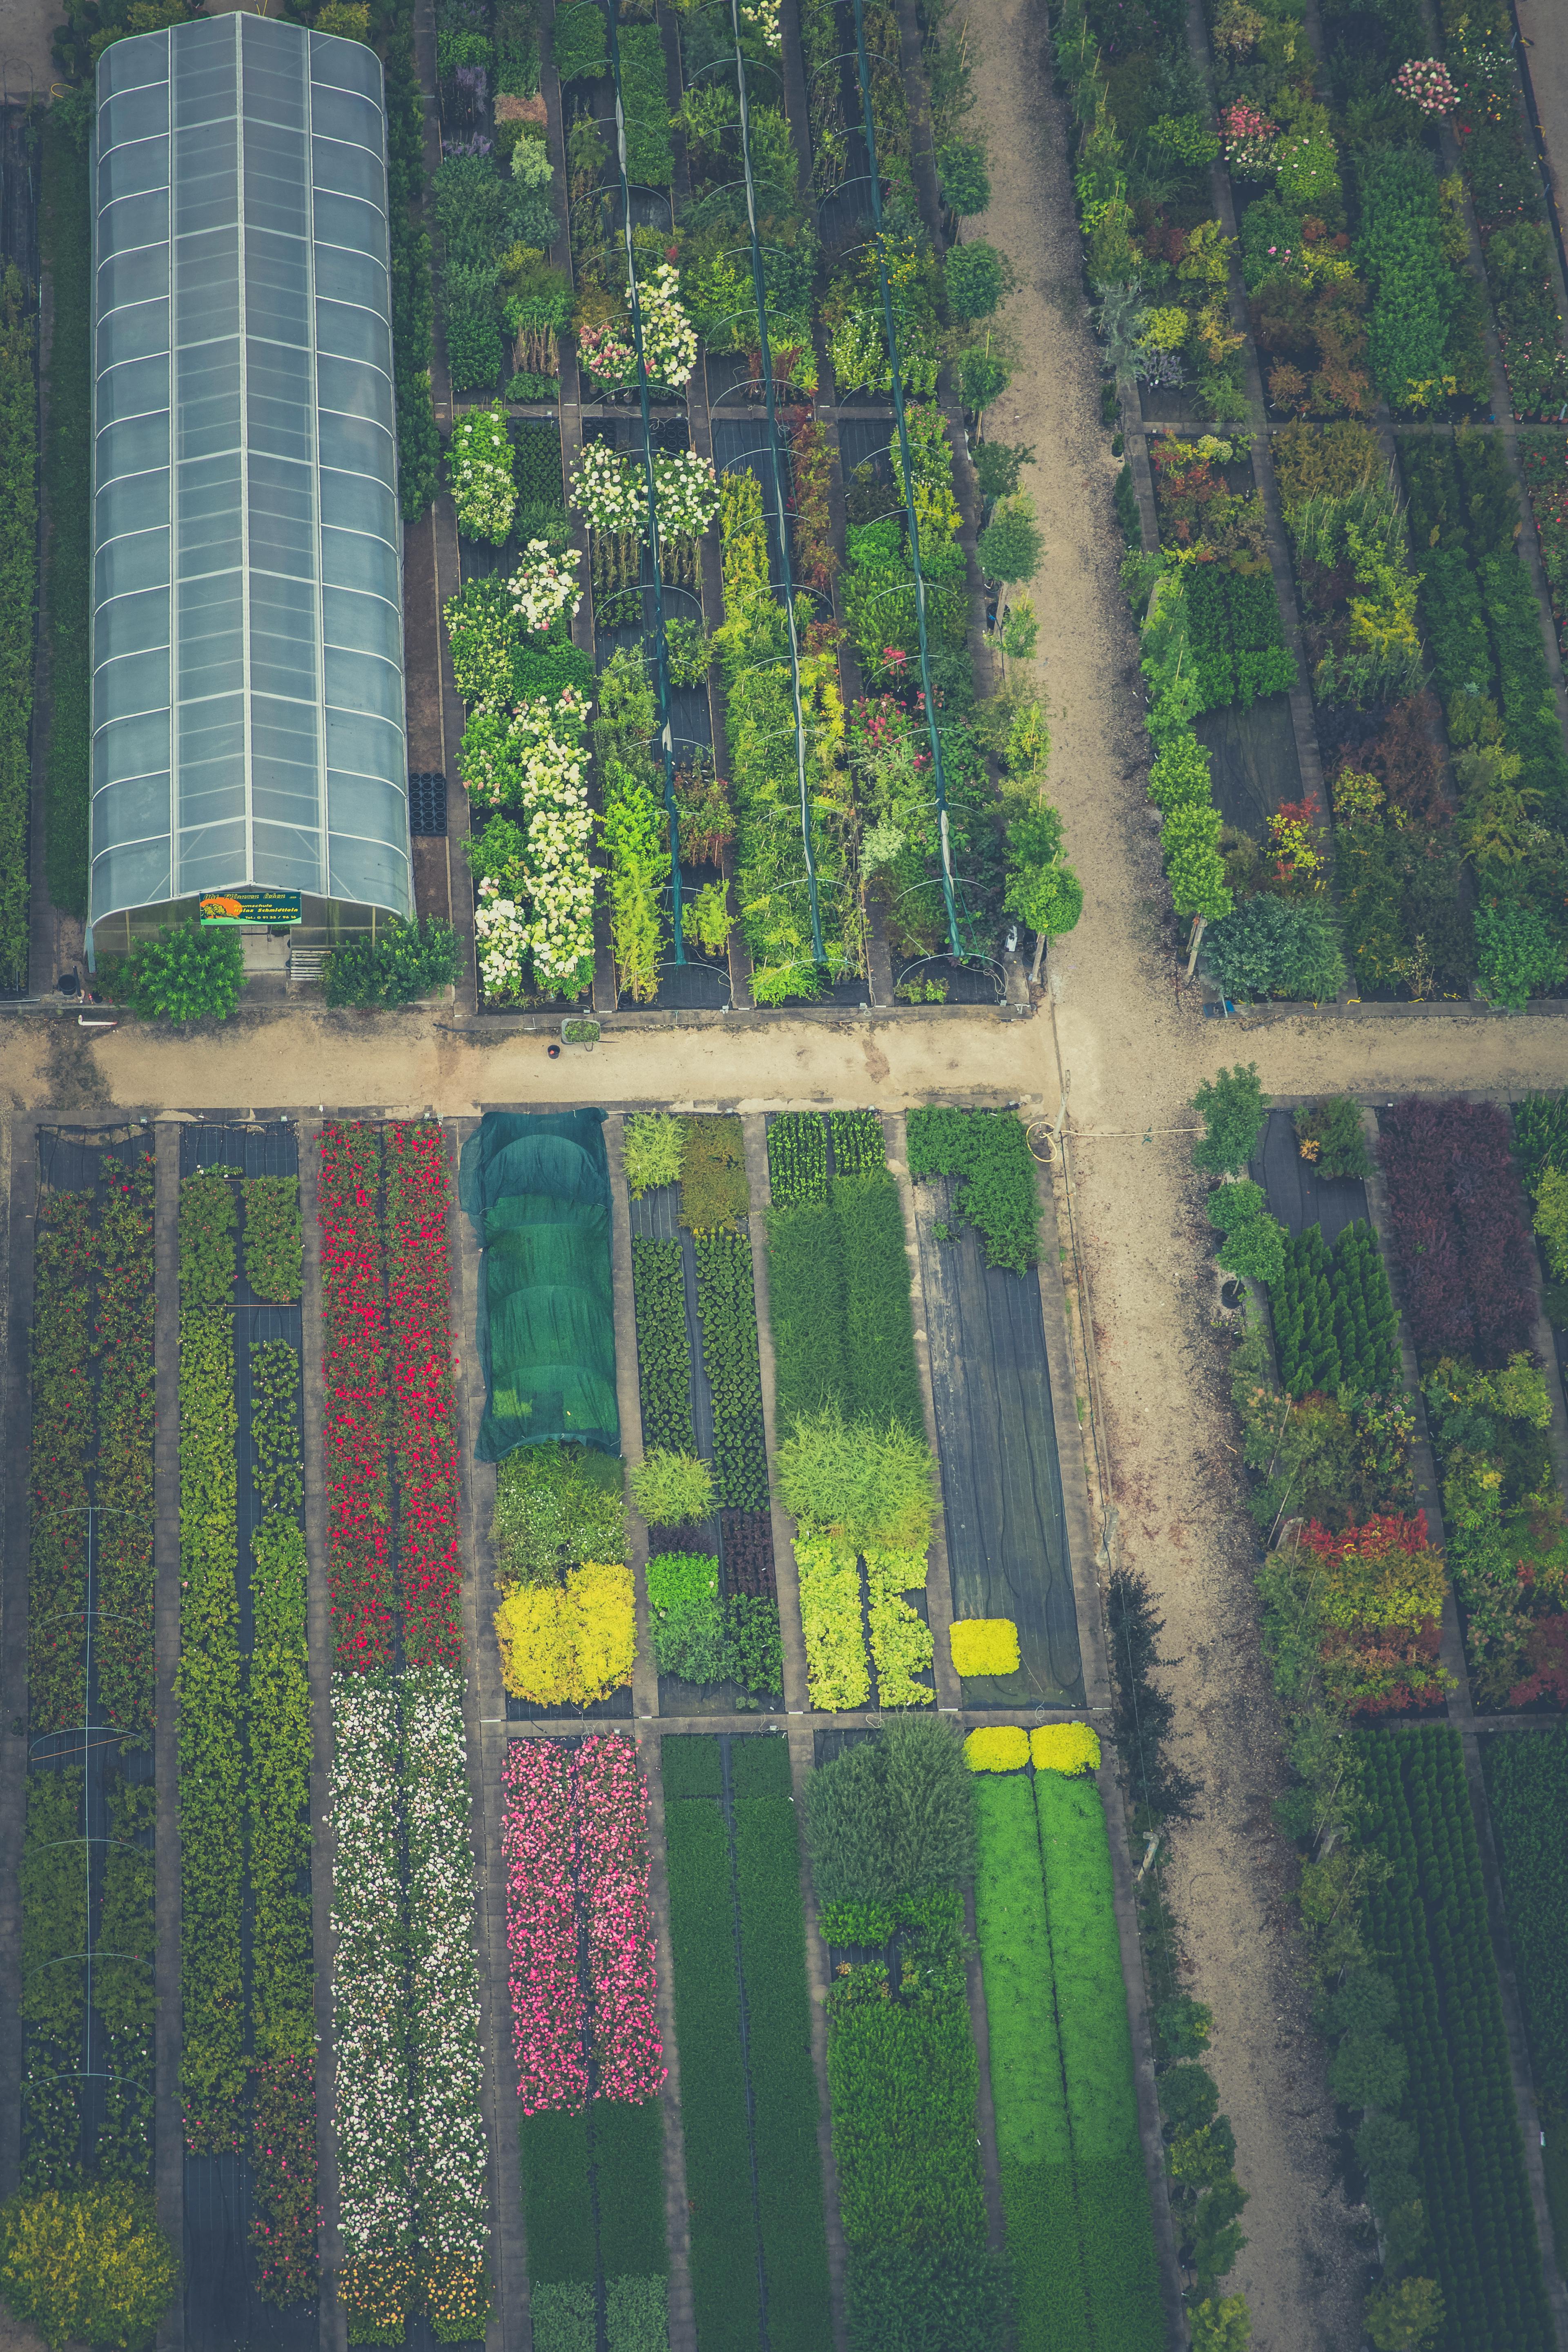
[1393,57,1457,116]
[1221,100,1276,177]
[578,1735,666,2104]
[501,1741,588,2114]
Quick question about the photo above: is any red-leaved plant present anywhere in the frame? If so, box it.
[1376,1097,1536,1364]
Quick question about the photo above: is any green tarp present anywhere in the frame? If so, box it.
[460,1111,620,1460]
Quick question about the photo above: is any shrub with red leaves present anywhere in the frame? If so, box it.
[1510,1615,1568,1708]
[1376,1097,1536,1364]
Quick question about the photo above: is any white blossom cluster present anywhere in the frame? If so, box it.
[448,404,517,545]
[505,539,582,635]
[650,448,720,539]
[570,440,646,534]
[634,262,698,388]
[328,1679,412,2299]
[403,1667,491,2306]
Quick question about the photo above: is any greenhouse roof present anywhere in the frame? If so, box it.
[90,12,413,930]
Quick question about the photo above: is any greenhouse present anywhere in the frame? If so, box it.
[89,11,412,955]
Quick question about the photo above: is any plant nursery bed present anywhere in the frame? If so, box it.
[1249,1108,1370,1243]
[1193,695,1304,838]
[909,1180,1084,1708]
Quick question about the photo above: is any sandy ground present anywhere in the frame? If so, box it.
[0,0,56,106]
[1517,0,1568,258]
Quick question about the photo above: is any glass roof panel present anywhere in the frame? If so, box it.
[91,13,410,930]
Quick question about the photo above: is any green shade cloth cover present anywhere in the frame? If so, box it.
[460,1110,620,1459]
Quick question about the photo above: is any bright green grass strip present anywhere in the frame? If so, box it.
[1036,1774,1164,2351]
[833,1171,923,1436]
[732,1795,831,2352]
[973,1777,1090,2352]
[662,1793,759,2351]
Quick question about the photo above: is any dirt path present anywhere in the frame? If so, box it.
[963,0,1357,2339]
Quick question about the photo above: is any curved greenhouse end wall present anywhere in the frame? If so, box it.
[89,13,413,936]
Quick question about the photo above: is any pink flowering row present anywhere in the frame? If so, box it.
[577,1735,665,2104]
[500,1735,665,2113]
[501,1741,588,2114]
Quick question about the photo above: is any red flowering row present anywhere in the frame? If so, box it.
[319,1123,394,1670]
[386,1123,462,1669]
[501,1735,666,2113]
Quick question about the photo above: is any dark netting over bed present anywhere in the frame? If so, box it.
[460,1111,620,1459]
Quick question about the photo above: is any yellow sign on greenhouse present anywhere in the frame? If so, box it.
[198,889,303,926]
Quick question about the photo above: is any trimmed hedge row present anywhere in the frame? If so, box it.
[693,1230,768,1512]
[662,1739,829,2350]
[40,110,90,921]
[630,1236,697,1455]
[0,262,34,987]
[1361,1728,1552,2350]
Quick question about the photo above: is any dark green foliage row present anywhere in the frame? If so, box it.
[242,1178,302,1304]
[179,1172,238,1309]
[730,1733,792,1796]
[321,918,460,1009]
[0,265,35,987]
[1361,1728,1552,2351]
[843,2241,1011,2352]
[519,2109,595,2282]
[615,24,675,189]
[41,111,90,920]
[590,2098,667,2280]
[834,1174,924,1437]
[1481,1733,1568,2118]
[1269,1221,1401,1399]
[1358,150,1455,409]
[1035,1775,1164,2347]
[906,1108,1040,1271]
[804,1719,976,1910]
[662,1791,761,2350]
[767,1172,922,1440]
[662,1732,722,1797]
[630,1236,697,1455]
[1513,1092,1568,1194]
[693,1230,768,1510]
[767,1114,829,1208]
[829,1110,887,1175]
[1399,432,1568,814]
[515,421,564,509]
[767,1201,848,1433]
[733,1796,833,2348]
[1184,561,1296,713]
[550,2,607,83]
[373,0,439,519]
[829,1991,987,2250]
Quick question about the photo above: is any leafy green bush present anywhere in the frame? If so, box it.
[377,3,439,519]
[777,1403,935,1552]
[124,927,245,1022]
[1357,150,1453,409]
[906,1107,1040,1270]
[1294,1096,1368,1181]
[767,1113,828,1207]
[1475,898,1566,1009]
[550,2,606,79]
[804,1717,973,1909]
[679,1114,749,1229]
[615,25,673,188]
[693,1228,769,1510]
[830,1109,886,1173]
[977,493,1042,586]
[844,2243,1011,2352]
[321,918,459,1008]
[1192,1063,1268,1176]
[646,1552,728,1681]
[630,1237,697,1457]
[492,1443,624,1586]
[630,1449,713,1527]
[1270,1222,1401,1397]
[937,137,991,216]
[768,1201,849,1434]
[944,239,1012,321]
[1200,892,1345,1002]
[0,2184,180,2351]
[243,1177,301,1302]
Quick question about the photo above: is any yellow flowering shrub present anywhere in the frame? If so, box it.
[964,1726,1030,1773]
[0,2184,180,2351]
[494,1561,636,1705]
[1031,1722,1102,1775]
[949,1618,1020,1678]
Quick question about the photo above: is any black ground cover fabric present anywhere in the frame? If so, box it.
[1250,1107,1370,1242]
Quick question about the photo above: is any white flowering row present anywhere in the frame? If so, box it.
[448,405,517,546]
[329,1677,413,2325]
[403,1666,492,2329]
[635,262,697,388]
[504,539,582,635]
[568,441,719,542]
